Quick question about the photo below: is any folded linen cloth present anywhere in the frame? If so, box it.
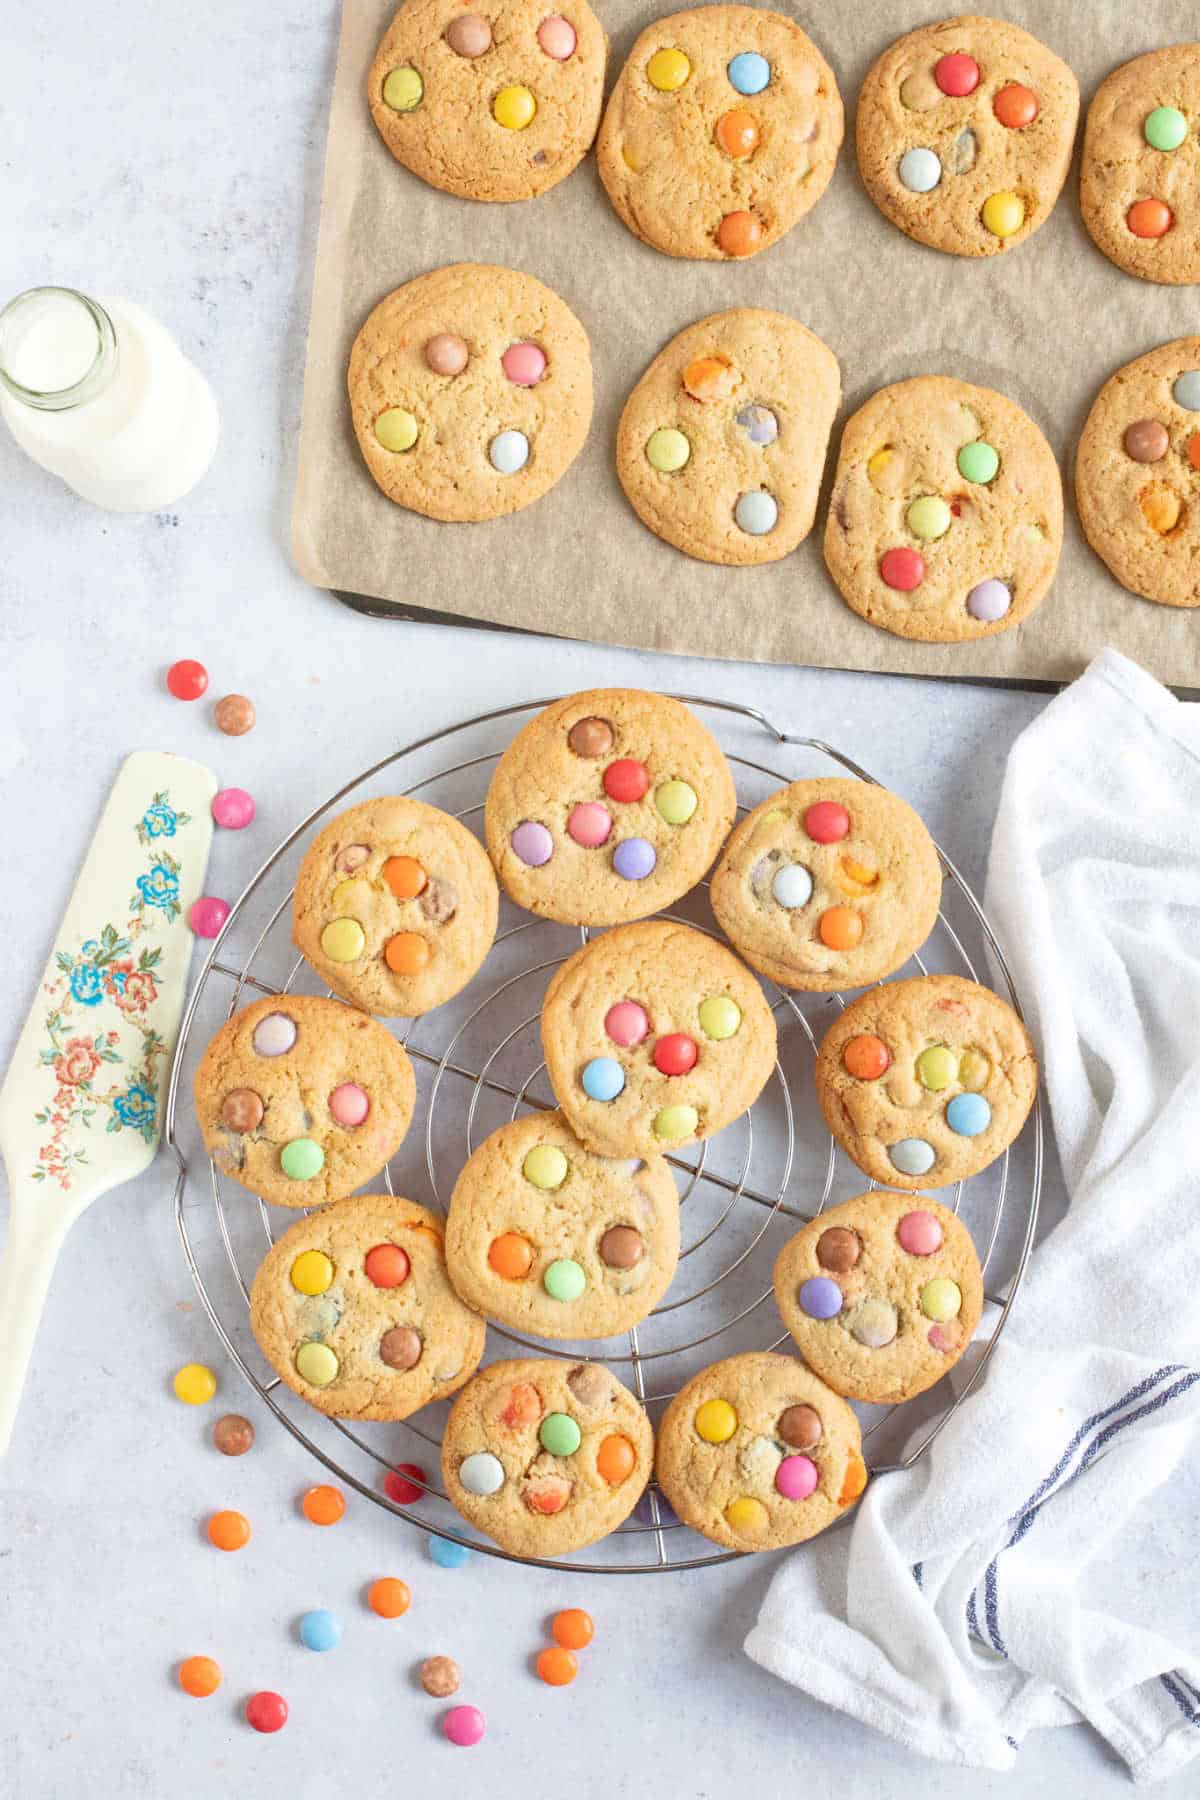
[746,650,1200,1784]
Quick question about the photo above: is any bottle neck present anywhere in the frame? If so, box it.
[0,287,117,413]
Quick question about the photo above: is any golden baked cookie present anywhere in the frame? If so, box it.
[485,689,736,925]
[856,16,1078,258]
[616,309,840,567]
[595,6,842,262]
[368,0,606,203]
[823,376,1063,641]
[440,1357,653,1555]
[814,975,1037,1189]
[292,795,498,1017]
[541,920,777,1158]
[193,996,415,1209]
[348,265,593,524]
[709,779,942,993]
[249,1196,486,1421]
[654,1352,867,1552]
[1075,337,1200,609]
[773,1191,984,1405]
[444,1111,680,1339]
[1080,46,1200,285]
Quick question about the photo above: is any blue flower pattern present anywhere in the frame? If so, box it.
[111,1083,156,1142]
[140,799,178,840]
[68,956,105,1008]
[135,862,180,913]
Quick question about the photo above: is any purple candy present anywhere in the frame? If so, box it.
[966,578,1012,623]
[613,837,656,881]
[511,820,553,866]
[798,1276,843,1320]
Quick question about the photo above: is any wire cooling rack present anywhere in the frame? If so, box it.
[165,696,1043,1574]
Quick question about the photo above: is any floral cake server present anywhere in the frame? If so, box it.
[0,750,215,1453]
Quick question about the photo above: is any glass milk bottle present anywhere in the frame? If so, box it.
[0,286,219,512]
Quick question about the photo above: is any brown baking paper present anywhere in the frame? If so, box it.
[292,0,1200,684]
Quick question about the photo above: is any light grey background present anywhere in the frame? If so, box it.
[1,5,1196,1797]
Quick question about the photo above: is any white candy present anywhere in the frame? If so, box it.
[898,147,942,193]
[489,429,529,474]
[458,1451,505,1496]
[772,863,813,909]
[734,489,778,535]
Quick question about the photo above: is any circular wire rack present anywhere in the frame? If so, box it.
[166,695,1043,1574]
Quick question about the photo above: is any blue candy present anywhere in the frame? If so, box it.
[582,1056,625,1102]
[430,1535,471,1569]
[299,1608,341,1652]
[946,1093,992,1137]
[728,51,770,95]
[1172,370,1200,412]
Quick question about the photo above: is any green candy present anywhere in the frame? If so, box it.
[916,1045,958,1091]
[920,1278,963,1322]
[281,1137,325,1181]
[523,1144,569,1190]
[645,427,690,472]
[906,494,951,540]
[382,65,423,112]
[542,1258,586,1302]
[539,1411,582,1457]
[698,995,741,1040]
[1144,106,1187,152]
[653,1103,698,1140]
[957,439,1000,484]
[295,1341,338,1386]
[655,779,697,825]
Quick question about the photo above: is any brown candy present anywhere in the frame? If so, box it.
[425,333,469,377]
[419,877,458,923]
[419,1655,461,1697]
[568,716,614,758]
[379,1326,423,1371]
[212,1413,255,1456]
[816,1226,861,1274]
[598,1225,643,1269]
[1123,419,1169,463]
[445,14,491,56]
[220,1088,264,1133]
[777,1404,822,1450]
[213,693,256,736]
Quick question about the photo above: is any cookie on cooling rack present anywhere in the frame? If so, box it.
[815,974,1037,1189]
[485,689,736,926]
[441,1357,653,1555]
[541,920,777,1159]
[193,996,415,1209]
[709,778,942,993]
[292,796,498,1017]
[445,1110,680,1339]
[654,1351,866,1552]
[249,1196,486,1421]
[773,1192,983,1405]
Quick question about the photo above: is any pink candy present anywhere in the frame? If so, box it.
[605,1000,649,1047]
[329,1082,370,1127]
[501,341,547,387]
[775,1454,818,1500]
[188,896,230,938]
[211,787,255,830]
[443,1704,486,1747]
[537,15,576,59]
[897,1210,944,1257]
[567,801,612,847]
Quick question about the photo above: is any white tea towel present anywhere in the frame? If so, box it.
[746,650,1200,1784]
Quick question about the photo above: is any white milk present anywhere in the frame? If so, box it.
[0,286,219,512]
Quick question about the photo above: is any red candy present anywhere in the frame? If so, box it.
[166,658,209,701]
[384,1463,427,1504]
[653,1033,698,1076]
[603,759,649,804]
[245,1691,288,1734]
[803,801,850,844]
[934,53,979,96]
[880,547,926,591]
[365,1244,410,1288]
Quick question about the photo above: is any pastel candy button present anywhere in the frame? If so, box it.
[502,342,546,386]
[582,1057,624,1101]
[982,191,1025,237]
[605,1000,649,1047]
[716,211,763,257]
[798,1276,842,1320]
[568,801,612,847]
[946,1092,992,1136]
[539,1412,582,1456]
[818,906,863,950]
[379,1324,423,1371]
[364,1244,409,1287]
[935,53,979,97]
[613,838,656,880]
[880,547,925,590]
[538,16,576,58]
[698,995,740,1039]
[920,1278,962,1322]
[1127,199,1172,239]
[281,1138,324,1181]
[295,1342,338,1386]
[803,801,849,843]
[694,1398,737,1442]
[321,918,365,961]
[967,579,1011,623]
[374,408,418,452]
[543,1259,586,1303]
[1124,419,1168,463]
[382,66,423,111]
[716,109,760,158]
[816,1227,860,1274]
[655,779,697,824]
[446,14,492,56]
[724,1496,769,1538]
[511,820,553,865]
[890,1138,935,1176]
[778,1404,822,1449]
[993,83,1038,128]
[907,495,951,540]
[653,1103,698,1139]
[221,1088,264,1132]
[599,1225,642,1268]
[1173,372,1200,411]
[604,758,649,802]
[897,1209,944,1256]
[899,147,941,192]
[647,47,690,91]
[328,1083,369,1127]
[426,332,469,375]
[459,1452,505,1496]
[957,440,999,483]
[772,863,813,909]
[488,1233,533,1278]
[493,84,536,129]
[523,1144,569,1189]
[775,1454,818,1500]
[489,429,529,474]
[291,1250,333,1295]
[299,1610,341,1653]
[727,51,769,95]
[735,490,777,535]
[646,427,690,472]
[383,855,426,899]
[653,1032,697,1076]
[850,1299,898,1347]
[843,1034,890,1079]
[254,1012,297,1056]
[737,404,778,446]
[917,1045,957,1090]
[1145,106,1187,152]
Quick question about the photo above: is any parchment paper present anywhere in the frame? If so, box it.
[292,0,1200,684]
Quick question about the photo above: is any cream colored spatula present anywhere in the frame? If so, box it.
[0,750,216,1454]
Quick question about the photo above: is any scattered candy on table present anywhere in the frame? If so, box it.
[299,1608,342,1652]
[212,1412,255,1456]
[368,1577,411,1619]
[301,1484,345,1526]
[383,1464,426,1505]
[536,1646,578,1686]
[166,658,208,701]
[430,1535,471,1568]
[213,693,256,736]
[178,1656,221,1697]
[188,896,230,938]
[173,1362,216,1405]
[245,1691,288,1734]
[552,1608,594,1651]
[207,1509,251,1552]
[211,787,255,830]
[420,1655,461,1697]
[443,1704,485,1747]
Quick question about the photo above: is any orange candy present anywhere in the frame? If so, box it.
[1187,433,1200,472]
[843,1034,891,1080]
[368,1576,411,1618]
[501,1382,544,1428]
[715,109,759,159]
[717,210,762,257]
[839,1452,869,1507]
[682,354,739,403]
[207,1509,250,1552]
[1140,484,1184,534]
[383,855,427,899]
[385,932,430,975]
[596,1433,636,1484]
[1127,198,1172,239]
[537,1646,579,1686]
[992,83,1038,128]
[302,1484,346,1526]
[818,906,864,951]
[364,1242,410,1288]
[553,1608,595,1650]
[178,1655,222,1696]
[488,1232,535,1279]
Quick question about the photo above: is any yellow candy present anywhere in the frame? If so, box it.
[523,1144,569,1190]
[173,1363,216,1406]
[382,66,423,112]
[374,408,418,453]
[331,878,368,910]
[724,1496,770,1538]
[621,144,641,172]
[653,1103,698,1139]
[291,1250,334,1296]
[981,190,1025,238]
[958,1047,991,1091]
[694,1398,738,1443]
[867,447,893,480]
[836,854,880,896]
[917,1045,958,1091]
[655,779,697,825]
[1140,484,1183,535]
[647,48,690,91]
[920,1278,962,1322]
[295,1342,339,1386]
[320,917,366,962]
[698,995,741,1040]
[645,427,690,473]
[494,84,536,130]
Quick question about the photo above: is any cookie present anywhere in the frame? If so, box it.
[193,996,415,1209]
[292,795,498,1017]
[773,1191,984,1405]
[856,16,1079,257]
[440,1357,653,1555]
[348,264,593,524]
[368,0,606,203]
[484,690,736,925]
[616,310,840,567]
[445,1111,680,1339]
[815,975,1038,1189]
[595,6,842,262]
[709,779,942,993]
[823,376,1063,641]
[654,1352,867,1551]
[1080,46,1200,285]
[1075,338,1200,609]
[249,1196,486,1421]
[541,920,777,1158]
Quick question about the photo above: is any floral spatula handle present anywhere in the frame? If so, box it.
[0,751,215,1455]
